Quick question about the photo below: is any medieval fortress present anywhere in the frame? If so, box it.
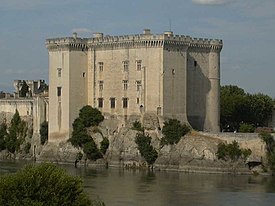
[45,29,222,141]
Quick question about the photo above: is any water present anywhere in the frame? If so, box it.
[1,161,275,206]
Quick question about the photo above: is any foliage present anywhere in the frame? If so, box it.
[239,123,255,133]
[100,137,109,155]
[5,110,27,153]
[79,106,104,127]
[0,162,99,206]
[76,152,83,161]
[260,132,275,172]
[216,140,251,161]
[161,119,190,145]
[0,123,7,151]
[40,121,48,145]
[83,140,102,161]
[221,85,274,131]
[135,133,158,166]
[132,120,143,132]
[19,80,29,97]
[24,142,31,154]
[69,106,107,161]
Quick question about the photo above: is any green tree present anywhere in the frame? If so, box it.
[0,162,103,206]
[161,119,190,145]
[6,110,23,153]
[216,140,251,161]
[239,123,255,133]
[19,80,29,97]
[83,140,102,161]
[79,106,104,127]
[0,122,7,151]
[135,133,158,166]
[40,121,48,145]
[100,137,109,155]
[260,132,275,173]
[132,120,144,132]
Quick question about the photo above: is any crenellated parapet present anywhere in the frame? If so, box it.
[45,29,223,52]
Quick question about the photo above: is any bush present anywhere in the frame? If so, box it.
[135,133,158,166]
[0,123,7,151]
[216,140,251,161]
[132,120,143,131]
[83,140,102,161]
[79,106,104,127]
[100,137,109,155]
[40,121,48,145]
[0,162,98,206]
[24,142,31,154]
[260,132,275,173]
[161,119,190,145]
[239,123,255,133]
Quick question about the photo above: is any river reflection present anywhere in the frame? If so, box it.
[1,161,275,206]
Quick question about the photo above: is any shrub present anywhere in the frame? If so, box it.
[0,162,97,206]
[216,140,251,161]
[40,121,48,145]
[79,106,104,127]
[100,137,109,155]
[24,142,31,154]
[132,120,143,131]
[135,133,158,166]
[83,140,102,161]
[260,132,275,173]
[239,123,255,133]
[161,119,190,145]
[0,123,7,151]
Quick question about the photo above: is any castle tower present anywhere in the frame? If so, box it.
[46,33,88,142]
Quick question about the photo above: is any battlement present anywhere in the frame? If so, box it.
[46,29,222,50]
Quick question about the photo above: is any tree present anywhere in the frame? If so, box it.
[0,162,103,206]
[100,137,109,155]
[79,106,104,127]
[19,80,29,97]
[220,85,274,131]
[135,133,158,166]
[161,119,190,145]
[260,132,275,173]
[40,121,48,145]
[0,123,7,151]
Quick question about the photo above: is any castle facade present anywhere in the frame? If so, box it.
[46,29,222,141]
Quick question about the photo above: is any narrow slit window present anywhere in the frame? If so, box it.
[98,98,103,108]
[122,97,128,108]
[110,98,116,108]
[57,87,62,96]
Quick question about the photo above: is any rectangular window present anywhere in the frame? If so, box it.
[194,60,197,67]
[110,98,116,108]
[98,98,103,108]
[136,97,139,104]
[99,62,104,71]
[136,80,142,91]
[57,87,62,96]
[99,81,104,91]
[122,97,128,108]
[123,61,129,72]
[136,60,142,70]
[123,80,128,90]
[57,68,62,77]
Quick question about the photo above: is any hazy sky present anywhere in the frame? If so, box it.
[0,0,274,97]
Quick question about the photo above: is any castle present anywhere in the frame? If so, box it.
[46,29,222,141]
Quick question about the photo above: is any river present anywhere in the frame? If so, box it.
[1,161,275,206]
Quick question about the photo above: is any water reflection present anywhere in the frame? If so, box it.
[1,162,275,206]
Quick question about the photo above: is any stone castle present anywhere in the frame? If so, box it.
[46,29,223,141]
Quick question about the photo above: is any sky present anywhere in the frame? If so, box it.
[0,0,274,97]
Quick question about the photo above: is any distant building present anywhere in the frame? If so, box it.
[46,29,223,141]
[13,80,48,97]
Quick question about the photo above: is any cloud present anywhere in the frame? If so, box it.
[192,0,233,5]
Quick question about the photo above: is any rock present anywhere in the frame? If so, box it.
[143,113,160,130]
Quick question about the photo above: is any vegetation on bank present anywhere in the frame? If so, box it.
[0,162,104,206]
[216,140,252,161]
[260,132,275,173]
[69,106,108,161]
[40,121,48,145]
[0,109,31,155]
[220,85,274,132]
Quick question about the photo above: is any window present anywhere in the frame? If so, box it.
[194,60,197,67]
[57,68,62,77]
[99,62,104,71]
[110,98,116,108]
[99,81,104,91]
[122,97,128,108]
[136,80,142,91]
[136,60,142,70]
[123,80,128,90]
[82,72,86,77]
[98,98,103,108]
[123,61,129,72]
[57,87,62,96]
[136,97,139,104]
